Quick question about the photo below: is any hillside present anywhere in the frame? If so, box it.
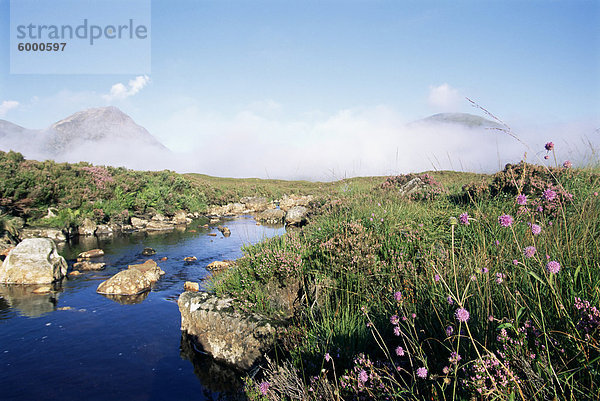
[415,112,503,128]
[0,150,204,227]
[0,107,169,168]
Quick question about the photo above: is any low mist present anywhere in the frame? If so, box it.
[2,107,598,180]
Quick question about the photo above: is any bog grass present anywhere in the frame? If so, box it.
[210,159,600,400]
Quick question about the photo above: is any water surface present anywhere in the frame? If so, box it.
[0,217,285,401]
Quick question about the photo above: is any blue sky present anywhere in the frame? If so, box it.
[0,0,598,178]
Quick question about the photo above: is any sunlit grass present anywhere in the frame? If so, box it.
[213,160,600,400]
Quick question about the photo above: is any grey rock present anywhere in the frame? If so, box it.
[285,206,309,226]
[173,210,191,225]
[72,261,105,271]
[240,197,269,212]
[130,217,148,229]
[78,249,104,259]
[217,226,231,237]
[96,269,152,295]
[178,291,279,370]
[152,213,167,222]
[397,177,428,196]
[256,209,286,224]
[94,224,113,236]
[142,247,156,256]
[127,259,165,282]
[78,218,97,236]
[20,227,67,242]
[146,220,174,232]
[206,260,235,271]
[0,238,68,284]
[279,195,313,212]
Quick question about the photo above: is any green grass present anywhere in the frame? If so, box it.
[0,150,207,228]
[210,163,600,401]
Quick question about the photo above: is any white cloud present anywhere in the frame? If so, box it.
[428,83,461,111]
[0,100,19,117]
[149,103,598,180]
[103,75,150,101]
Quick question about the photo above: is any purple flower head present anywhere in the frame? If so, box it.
[390,315,399,325]
[259,381,271,395]
[494,240,500,246]
[498,214,514,227]
[531,224,542,235]
[395,346,405,356]
[325,353,331,362]
[496,272,505,283]
[445,326,454,336]
[447,296,454,305]
[455,307,470,323]
[512,259,518,266]
[416,367,428,379]
[434,274,441,282]
[482,267,489,274]
[516,194,527,205]
[543,189,557,201]
[393,326,401,336]
[544,155,550,160]
[442,366,450,374]
[545,142,554,151]
[459,212,470,225]
[524,246,536,258]
[546,260,561,274]
[394,291,403,302]
[358,369,368,383]
[449,352,462,364]
[563,160,572,168]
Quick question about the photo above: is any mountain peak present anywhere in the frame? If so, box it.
[51,106,130,130]
[417,113,502,129]
[48,106,167,153]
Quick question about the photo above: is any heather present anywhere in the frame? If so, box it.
[0,150,206,227]
[211,157,600,400]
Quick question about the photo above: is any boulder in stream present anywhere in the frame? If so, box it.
[78,249,104,259]
[96,269,152,295]
[178,291,280,370]
[0,238,68,284]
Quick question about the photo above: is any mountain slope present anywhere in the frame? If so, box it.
[46,106,168,154]
[0,107,170,169]
[415,112,503,129]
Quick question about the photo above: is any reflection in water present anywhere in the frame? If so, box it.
[0,295,16,320]
[0,282,62,317]
[180,332,246,399]
[100,291,150,305]
[2,217,286,400]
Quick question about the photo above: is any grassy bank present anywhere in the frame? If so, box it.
[210,160,600,400]
[0,150,206,228]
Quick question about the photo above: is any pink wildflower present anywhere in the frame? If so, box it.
[498,214,513,227]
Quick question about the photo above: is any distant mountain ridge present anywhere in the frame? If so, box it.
[47,106,168,154]
[0,107,169,167]
[414,113,503,129]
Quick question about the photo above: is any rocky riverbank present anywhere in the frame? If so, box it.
[0,194,315,256]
